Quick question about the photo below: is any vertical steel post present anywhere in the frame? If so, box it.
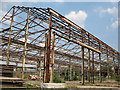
[65,69,67,78]
[73,68,75,76]
[40,60,42,80]
[81,46,84,85]
[58,64,60,77]
[112,53,115,74]
[50,32,55,83]
[92,51,94,84]
[70,64,72,81]
[39,51,42,78]
[99,42,102,83]
[81,31,84,43]
[69,58,72,81]
[15,62,18,77]
[43,34,48,83]
[46,11,52,83]
[87,34,91,83]
[118,53,120,75]
[22,8,30,80]
[6,7,15,66]
[107,49,110,80]
[16,62,18,71]
[88,49,91,83]
[99,53,102,83]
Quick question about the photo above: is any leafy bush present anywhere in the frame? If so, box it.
[72,75,78,81]
[26,83,34,88]
[112,74,120,82]
[102,76,107,81]
[54,74,65,83]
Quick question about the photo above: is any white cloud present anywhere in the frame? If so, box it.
[18,38,30,43]
[106,20,118,30]
[94,7,118,17]
[101,7,117,16]
[106,26,109,30]
[111,20,118,29]
[65,10,87,28]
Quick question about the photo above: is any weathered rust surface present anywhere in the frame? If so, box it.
[0,6,119,84]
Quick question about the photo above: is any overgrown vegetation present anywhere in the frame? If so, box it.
[26,83,40,88]
[65,85,78,88]
[111,74,120,82]
[54,74,65,83]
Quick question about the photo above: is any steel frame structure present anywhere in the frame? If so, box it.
[0,6,119,84]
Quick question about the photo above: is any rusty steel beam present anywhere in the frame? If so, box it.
[1,36,102,64]
[81,46,84,85]
[88,49,91,83]
[22,8,30,80]
[92,51,94,84]
[0,6,119,84]
[54,32,101,54]
[49,8,119,55]
[43,34,48,83]
[6,7,15,66]
[99,42,102,83]
[50,32,55,83]
[46,12,52,83]
[38,51,42,78]
[69,58,72,81]
[112,53,115,74]
[118,54,120,75]
[1,36,44,50]
[99,53,102,83]
[107,49,110,80]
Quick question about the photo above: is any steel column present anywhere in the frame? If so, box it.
[43,34,48,83]
[81,46,84,85]
[22,8,30,79]
[58,64,60,77]
[46,12,52,83]
[69,58,72,81]
[15,62,18,73]
[107,49,110,80]
[92,51,94,84]
[88,49,91,83]
[99,53,102,83]
[65,69,67,78]
[118,54,120,75]
[39,51,42,78]
[99,42,102,83]
[112,53,115,74]
[50,32,55,83]
[6,7,15,66]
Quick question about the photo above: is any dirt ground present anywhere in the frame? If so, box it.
[24,80,120,89]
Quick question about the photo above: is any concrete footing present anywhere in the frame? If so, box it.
[40,83,66,88]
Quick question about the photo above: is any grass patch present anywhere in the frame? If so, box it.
[65,85,78,88]
[26,83,40,88]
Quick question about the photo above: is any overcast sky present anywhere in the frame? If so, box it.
[0,1,118,51]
